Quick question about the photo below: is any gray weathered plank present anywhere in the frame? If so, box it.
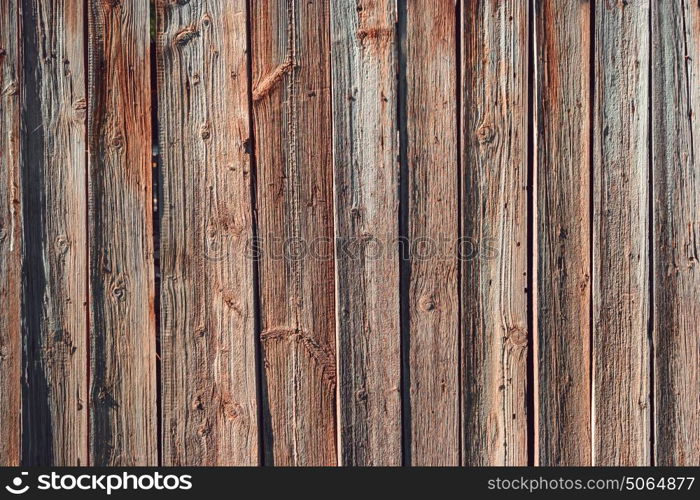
[330,0,401,466]
[252,0,337,465]
[87,0,157,465]
[534,0,592,465]
[157,0,259,465]
[652,0,700,466]
[401,0,459,465]
[592,0,651,466]
[0,0,22,467]
[460,0,529,466]
[20,0,88,465]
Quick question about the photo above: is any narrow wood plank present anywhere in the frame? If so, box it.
[252,0,337,465]
[460,0,529,466]
[20,0,88,465]
[157,0,259,465]
[401,0,459,465]
[87,0,157,465]
[534,0,592,465]
[652,0,700,466]
[330,0,401,466]
[0,0,22,467]
[592,0,651,466]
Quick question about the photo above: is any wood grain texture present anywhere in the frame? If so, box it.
[401,0,459,465]
[88,0,157,466]
[157,0,259,465]
[460,0,529,466]
[534,0,592,465]
[252,0,337,465]
[0,0,22,467]
[652,0,700,466]
[20,0,88,465]
[592,0,651,466]
[330,0,401,466]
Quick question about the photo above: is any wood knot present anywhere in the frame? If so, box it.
[111,277,128,302]
[191,396,205,411]
[223,400,243,420]
[174,26,199,47]
[2,81,18,96]
[111,132,124,150]
[507,326,528,347]
[418,295,435,311]
[476,124,495,144]
[200,122,211,140]
[355,388,368,402]
[253,58,294,101]
[54,235,70,255]
[72,98,87,110]
[356,26,394,44]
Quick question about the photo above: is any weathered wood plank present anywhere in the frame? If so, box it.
[401,0,459,465]
[252,0,337,465]
[157,0,259,465]
[652,0,700,466]
[534,0,592,465]
[460,0,529,466]
[330,0,401,466]
[592,0,651,466]
[87,0,157,465]
[20,0,88,465]
[0,0,22,467]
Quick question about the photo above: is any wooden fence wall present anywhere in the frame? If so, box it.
[0,0,698,466]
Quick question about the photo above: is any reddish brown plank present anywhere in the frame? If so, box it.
[652,0,700,466]
[157,0,259,465]
[534,0,592,465]
[592,0,651,465]
[330,0,401,466]
[20,0,88,465]
[401,0,460,465]
[252,0,337,465]
[460,0,529,466]
[87,0,157,465]
[0,0,22,466]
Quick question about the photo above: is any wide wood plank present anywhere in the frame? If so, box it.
[652,0,700,465]
[252,0,337,465]
[157,0,259,465]
[534,0,592,465]
[87,0,157,465]
[592,0,651,466]
[20,0,88,465]
[0,0,21,466]
[460,0,529,466]
[401,0,459,465]
[330,0,401,466]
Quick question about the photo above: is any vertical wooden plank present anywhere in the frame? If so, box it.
[460,0,529,466]
[20,0,87,465]
[252,0,337,465]
[87,0,157,465]
[652,0,700,466]
[534,0,592,465]
[330,0,401,466]
[157,0,258,465]
[592,0,651,466]
[0,0,22,466]
[401,0,459,465]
